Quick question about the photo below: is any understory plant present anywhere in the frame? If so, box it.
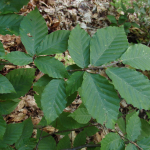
[0,3,150,150]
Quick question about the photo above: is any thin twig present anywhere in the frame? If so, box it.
[35,129,43,150]
[41,124,100,139]
[116,130,143,150]
[67,61,121,72]
[61,144,101,150]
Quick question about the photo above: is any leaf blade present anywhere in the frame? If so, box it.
[0,68,35,100]
[0,74,15,93]
[90,26,128,66]
[34,56,69,78]
[68,24,90,68]
[121,44,150,70]
[81,72,120,128]
[0,0,30,14]
[126,112,141,141]
[0,14,23,35]
[106,67,150,110]
[36,30,70,55]
[20,7,48,56]
[3,51,33,66]
[101,133,124,150]
[41,79,67,124]
[66,71,84,96]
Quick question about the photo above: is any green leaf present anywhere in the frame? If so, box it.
[33,75,52,109]
[125,143,138,150]
[0,68,35,100]
[126,112,141,141]
[66,71,84,96]
[36,30,70,55]
[1,123,24,146]
[107,15,117,24]
[121,44,150,71]
[69,107,91,124]
[106,67,150,110]
[118,15,127,25]
[68,24,90,68]
[3,51,33,66]
[74,131,86,147]
[121,2,126,12]
[57,135,71,150]
[17,138,36,150]
[131,22,140,28]
[33,75,52,88]
[90,26,128,66]
[0,115,6,140]
[124,22,131,29]
[101,133,124,150]
[0,74,15,93]
[126,110,136,124]
[58,112,87,129]
[138,119,150,140]
[34,56,69,78]
[0,14,23,35]
[0,41,5,56]
[20,7,48,56]
[0,100,19,115]
[83,126,99,136]
[137,136,150,149]
[81,72,120,128]
[126,9,134,13]
[0,0,30,14]
[41,79,67,124]
[37,130,56,150]
[66,91,77,106]
[15,118,33,149]
[116,117,126,135]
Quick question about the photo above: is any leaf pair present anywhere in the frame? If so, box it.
[68,25,128,68]
[2,8,70,79]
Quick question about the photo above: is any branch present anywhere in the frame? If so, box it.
[35,129,43,150]
[116,130,143,150]
[67,61,121,72]
[41,124,101,139]
[61,144,101,150]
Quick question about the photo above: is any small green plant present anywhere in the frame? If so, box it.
[108,0,139,34]
[1,3,150,150]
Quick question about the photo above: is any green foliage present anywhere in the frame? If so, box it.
[0,74,15,93]
[121,44,150,70]
[126,112,141,141]
[68,24,90,68]
[101,133,125,150]
[34,56,69,78]
[81,72,120,128]
[0,68,35,100]
[1,6,150,150]
[0,14,23,35]
[69,104,91,124]
[36,30,70,55]
[57,135,71,150]
[41,79,67,124]
[3,51,33,66]
[20,7,48,56]
[90,26,128,66]
[108,0,140,34]
[0,0,30,14]
[66,71,84,96]
[106,67,150,110]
